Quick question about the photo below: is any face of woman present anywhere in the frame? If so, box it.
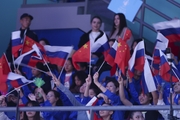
[65,60,73,73]
[130,112,144,120]
[47,91,58,105]
[138,93,151,105]
[75,76,82,86]
[106,82,118,94]
[91,18,101,32]
[79,83,86,93]
[99,104,113,118]
[173,82,180,93]
[26,103,36,118]
[89,89,96,98]
[114,15,120,28]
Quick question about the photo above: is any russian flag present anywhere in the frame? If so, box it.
[44,45,73,67]
[141,59,157,94]
[155,32,169,51]
[105,41,118,67]
[14,44,43,67]
[0,72,32,93]
[128,41,145,78]
[91,32,110,55]
[11,31,22,58]
[159,50,180,82]
[153,19,180,43]
[152,49,161,76]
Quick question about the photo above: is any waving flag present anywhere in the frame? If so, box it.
[105,41,118,67]
[44,45,73,67]
[115,39,130,75]
[15,44,43,67]
[91,32,110,56]
[141,59,157,93]
[153,19,180,43]
[155,32,169,51]
[0,72,32,93]
[0,54,11,88]
[153,19,180,58]
[19,37,48,67]
[72,41,90,70]
[128,41,145,78]
[159,50,180,82]
[11,31,22,58]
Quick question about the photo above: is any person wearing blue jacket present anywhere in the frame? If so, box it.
[38,88,69,120]
[93,72,125,120]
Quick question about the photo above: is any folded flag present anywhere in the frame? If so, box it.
[11,31,22,58]
[72,41,90,70]
[44,45,73,67]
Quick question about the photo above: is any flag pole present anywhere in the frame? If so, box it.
[5,81,34,97]
[14,63,48,75]
[97,60,105,73]
[58,47,73,80]
[89,41,91,75]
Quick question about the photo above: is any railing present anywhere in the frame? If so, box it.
[2,105,180,120]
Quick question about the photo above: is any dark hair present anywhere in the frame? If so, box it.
[70,71,87,92]
[39,38,50,45]
[36,62,49,72]
[23,101,41,120]
[105,77,119,88]
[78,62,88,71]
[110,13,127,37]
[89,84,101,96]
[91,16,102,24]
[129,111,142,119]
[48,90,63,106]
[130,38,143,55]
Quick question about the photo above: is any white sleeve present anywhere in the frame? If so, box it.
[0,112,10,120]
[157,99,169,120]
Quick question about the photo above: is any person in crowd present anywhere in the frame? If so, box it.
[130,38,143,55]
[38,88,69,120]
[157,82,180,119]
[98,103,114,120]
[69,71,87,94]
[6,13,38,63]
[109,13,133,48]
[128,111,144,120]
[60,58,75,89]
[39,38,50,46]
[22,101,43,120]
[118,75,160,120]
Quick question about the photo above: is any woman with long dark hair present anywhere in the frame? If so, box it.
[109,13,133,48]
[23,101,43,120]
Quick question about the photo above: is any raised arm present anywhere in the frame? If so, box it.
[84,74,92,97]
[93,72,106,93]
[118,76,133,106]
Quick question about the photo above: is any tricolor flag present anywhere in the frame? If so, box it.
[14,44,43,67]
[105,41,118,67]
[155,32,169,51]
[141,59,157,94]
[0,72,32,93]
[159,50,180,82]
[91,32,110,56]
[11,31,22,58]
[128,41,145,78]
[44,45,73,67]
[153,19,180,43]
[153,19,180,58]
[72,41,90,70]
